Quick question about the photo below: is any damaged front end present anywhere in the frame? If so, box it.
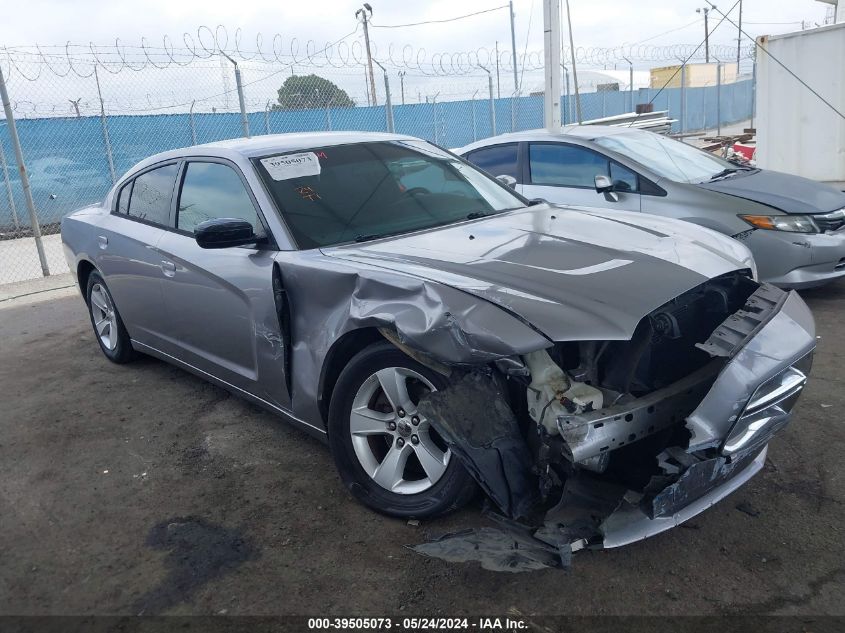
[417,271,816,558]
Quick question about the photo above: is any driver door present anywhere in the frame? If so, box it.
[520,142,642,211]
[156,158,290,408]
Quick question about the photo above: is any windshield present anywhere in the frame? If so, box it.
[595,131,736,183]
[253,140,525,249]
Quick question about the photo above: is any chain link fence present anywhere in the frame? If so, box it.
[0,42,754,285]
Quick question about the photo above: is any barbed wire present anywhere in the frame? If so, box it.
[2,24,757,84]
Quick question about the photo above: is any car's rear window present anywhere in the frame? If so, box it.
[253,140,523,249]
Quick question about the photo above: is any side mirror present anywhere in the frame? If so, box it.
[594,174,619,202]
[496,174,518,189]
[195,218,259,249]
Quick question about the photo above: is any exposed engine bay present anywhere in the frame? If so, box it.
[414,272,814,568]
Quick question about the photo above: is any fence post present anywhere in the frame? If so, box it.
[221,53,250,138]
[679,64,687,135]
[94,67,116,184]
[471,89,479,141]
[374,61,394,133]
[430,93,439,144]
[716,63,722,136]
[0,65,50,276]
[264,101,272,135]
[480,65,496,136]
[189,100,198,145]
[0,135,20,231]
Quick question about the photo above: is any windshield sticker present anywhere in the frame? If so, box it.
[260,152,322,180]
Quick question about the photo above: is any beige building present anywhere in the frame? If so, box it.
[650,62,739,89]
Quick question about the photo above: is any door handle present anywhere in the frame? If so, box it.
[97,235,108,250]
[160,260,176,277]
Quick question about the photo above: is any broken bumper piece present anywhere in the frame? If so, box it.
[600,446,767,548]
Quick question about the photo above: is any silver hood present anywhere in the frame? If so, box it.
[325,205,753,341]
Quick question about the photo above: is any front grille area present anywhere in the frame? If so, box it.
[722,352,813,455]
[814,208,845,233]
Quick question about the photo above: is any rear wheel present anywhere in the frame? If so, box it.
[328,342,476,518]
[86,271,136,363]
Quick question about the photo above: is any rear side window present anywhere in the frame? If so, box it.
[464,144,519,180]
[177,162,263,235]
[528,143,608,187]
[127,164,178,226]
[115,182,132,214]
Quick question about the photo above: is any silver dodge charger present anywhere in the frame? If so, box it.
[62,132,816,552]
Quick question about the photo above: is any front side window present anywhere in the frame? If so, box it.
[610,162,638,192]
[464,144,519,179]
[528,143,609,188]
[254,141,524,249]
[177,162,262,235]
[595,131,735,183]
[127,164,178,226]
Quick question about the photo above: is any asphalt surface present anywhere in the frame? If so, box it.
[1,279,843,616]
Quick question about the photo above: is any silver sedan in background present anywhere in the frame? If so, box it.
[456,127,845,289]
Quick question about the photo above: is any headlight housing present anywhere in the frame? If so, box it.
[739,214,819,234]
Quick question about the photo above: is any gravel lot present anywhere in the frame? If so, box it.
[1,279,843,616]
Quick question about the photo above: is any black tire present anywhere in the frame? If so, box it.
[85,271,136,364]
[328,342,476,518]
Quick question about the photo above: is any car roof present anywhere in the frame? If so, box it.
[454,125,642,153]
[129,131,420,173]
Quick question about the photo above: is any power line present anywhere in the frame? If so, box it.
[706,2,845,122]
[628,0,741,127]
[370,5,509,29]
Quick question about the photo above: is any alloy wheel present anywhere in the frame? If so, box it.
[349,366,451,495]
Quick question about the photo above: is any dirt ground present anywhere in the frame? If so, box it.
[1,279,843,616]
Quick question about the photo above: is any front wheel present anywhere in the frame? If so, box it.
[327,342,476,518]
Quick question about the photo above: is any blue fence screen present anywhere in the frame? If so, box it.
[0,79,752,229]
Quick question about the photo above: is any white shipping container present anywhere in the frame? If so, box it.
[756,23,845,185]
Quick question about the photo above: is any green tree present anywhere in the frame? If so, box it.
[275,74,355,110]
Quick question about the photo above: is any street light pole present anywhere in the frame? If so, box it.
[564,0,582,124]
[356,4,378,106]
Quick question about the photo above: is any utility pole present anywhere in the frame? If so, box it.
[509,1,519,92]
[356,4,378,106]
[542,0,562,131]
[697,6,712,63]
[398,71,406,105]
[736,0,743,68]
[564,0,582,124]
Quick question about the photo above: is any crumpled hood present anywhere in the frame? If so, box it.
[325,205,751,342]
[697,169,845,214]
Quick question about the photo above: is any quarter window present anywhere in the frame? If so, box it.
[465,144,519,180]
[127,164,178,226]
[177,162,262,235]
[528,143,609,188]
[115,181,132,214]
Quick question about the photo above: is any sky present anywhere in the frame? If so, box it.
[0,0,834,114]
[1,0,831,53]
